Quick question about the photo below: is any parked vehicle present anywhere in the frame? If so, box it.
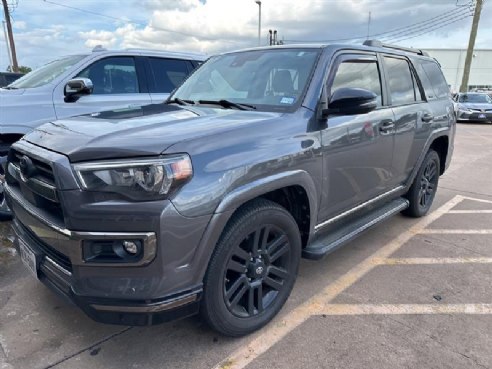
[0,72,24,87]
[0,47,206,218]
[454,92,492,123]
[5,40,455,336]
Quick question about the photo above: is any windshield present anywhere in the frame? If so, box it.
[172,48,320,110]
[9,55,87,89]
[459,94,492,104]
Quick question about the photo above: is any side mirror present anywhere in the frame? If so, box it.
[323,87,378,117]
[64,78,93,103]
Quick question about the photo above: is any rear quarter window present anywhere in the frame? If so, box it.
[415,60,450,100]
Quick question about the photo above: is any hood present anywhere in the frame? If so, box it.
[458,102,492,110]
[0,87,26,95]
[24,103,283,162]
[0,85,56,129]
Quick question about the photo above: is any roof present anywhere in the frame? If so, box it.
[216,41,435,62]
[90,46,207,61]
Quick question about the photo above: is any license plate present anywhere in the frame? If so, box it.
[478,114,486,119]
[19,238,38,278]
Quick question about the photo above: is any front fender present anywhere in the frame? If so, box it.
[188,169,319,287]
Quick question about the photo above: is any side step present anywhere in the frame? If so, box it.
[303,197,409,260]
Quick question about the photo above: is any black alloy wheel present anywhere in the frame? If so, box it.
[403,149,440,218]
[224,224,291,318]
[201,198,301,336]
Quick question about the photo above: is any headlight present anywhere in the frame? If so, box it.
[458,107,471,113]
[72,155,192,200]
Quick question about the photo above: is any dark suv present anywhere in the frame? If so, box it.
[5,40,455,336]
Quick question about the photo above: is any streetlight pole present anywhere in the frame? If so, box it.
[255,0,261,46]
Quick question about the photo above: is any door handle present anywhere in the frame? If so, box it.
[422,113,434,123]
[379,120,395,133]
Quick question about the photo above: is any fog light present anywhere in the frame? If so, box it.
[123,240,140,255]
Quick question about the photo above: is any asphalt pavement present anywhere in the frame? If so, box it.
[1,122,492,369]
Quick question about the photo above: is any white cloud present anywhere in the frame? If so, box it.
[4,0,492,69]
[12,21,27,30]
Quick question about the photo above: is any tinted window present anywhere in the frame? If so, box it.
[421,61,450,99]
[384,57,415,105]
[149,58,191,93]
[331,60,382,106]
[414,62,436,100]
[77,57,139,94]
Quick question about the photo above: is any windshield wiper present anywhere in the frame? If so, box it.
[197,99,257,111]
[2,86,18,90]
[165,97,195,106]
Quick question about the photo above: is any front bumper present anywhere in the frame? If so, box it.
[458,111,492,122]
[11,217,202,326]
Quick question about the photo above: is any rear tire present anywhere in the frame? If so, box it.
[201,198,301,337]
[403,149,440,218]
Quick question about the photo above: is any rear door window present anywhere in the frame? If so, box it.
[148,58,192,93]
[383,56,416,105]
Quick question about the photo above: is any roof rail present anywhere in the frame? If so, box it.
[363,40,429,57]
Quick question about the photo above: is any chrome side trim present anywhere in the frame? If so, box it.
[90,293,198,313]
[5,182,70,236]
[314,186,405,232]
[45,256,72,277]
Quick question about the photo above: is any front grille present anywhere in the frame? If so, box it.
[7,149,64,223]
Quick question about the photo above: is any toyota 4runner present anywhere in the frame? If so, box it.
[5,40,455,336]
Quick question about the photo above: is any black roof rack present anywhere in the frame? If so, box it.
[363,40,429,57]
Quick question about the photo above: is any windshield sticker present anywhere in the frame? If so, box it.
[280,97,295,104]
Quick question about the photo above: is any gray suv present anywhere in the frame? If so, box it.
[5,40,455,336]
[0,47,205,216]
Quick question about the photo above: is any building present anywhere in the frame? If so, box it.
[422,48,492,93]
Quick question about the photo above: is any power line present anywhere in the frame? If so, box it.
[41,0,241,45]
[283,4,473,44]
[382,11,473,43]
[389,14,472,43]
[378,8,473,42]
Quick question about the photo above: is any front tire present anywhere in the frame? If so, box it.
[201,199,301,337]
[403,149,440,218]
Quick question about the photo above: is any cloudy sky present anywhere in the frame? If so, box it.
[1,0,491,70]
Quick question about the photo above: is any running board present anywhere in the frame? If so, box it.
[303,197,409,260]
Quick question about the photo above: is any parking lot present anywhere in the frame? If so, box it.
[1,122,492,369]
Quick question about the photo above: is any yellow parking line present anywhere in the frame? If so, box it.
[448,210,492,214]
[378,257,492,265]
[320,304,492,315]
[212,195,464,369]
[421,229,492,234]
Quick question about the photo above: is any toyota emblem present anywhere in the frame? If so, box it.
[19,155,35,181]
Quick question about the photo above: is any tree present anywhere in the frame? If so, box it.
[7,65,31,74]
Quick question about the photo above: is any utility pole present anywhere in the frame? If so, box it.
[460,0,483,92]
[255,1,261,46]
[2,20,12,69]
[1,0,18,72]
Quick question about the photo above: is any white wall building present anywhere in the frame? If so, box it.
[422,48,492,93]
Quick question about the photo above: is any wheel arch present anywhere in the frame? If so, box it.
[406,129,450,190]
[190,170,318,284]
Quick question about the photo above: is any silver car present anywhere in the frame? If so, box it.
[454,92,492,123]
[0,47,206,217]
